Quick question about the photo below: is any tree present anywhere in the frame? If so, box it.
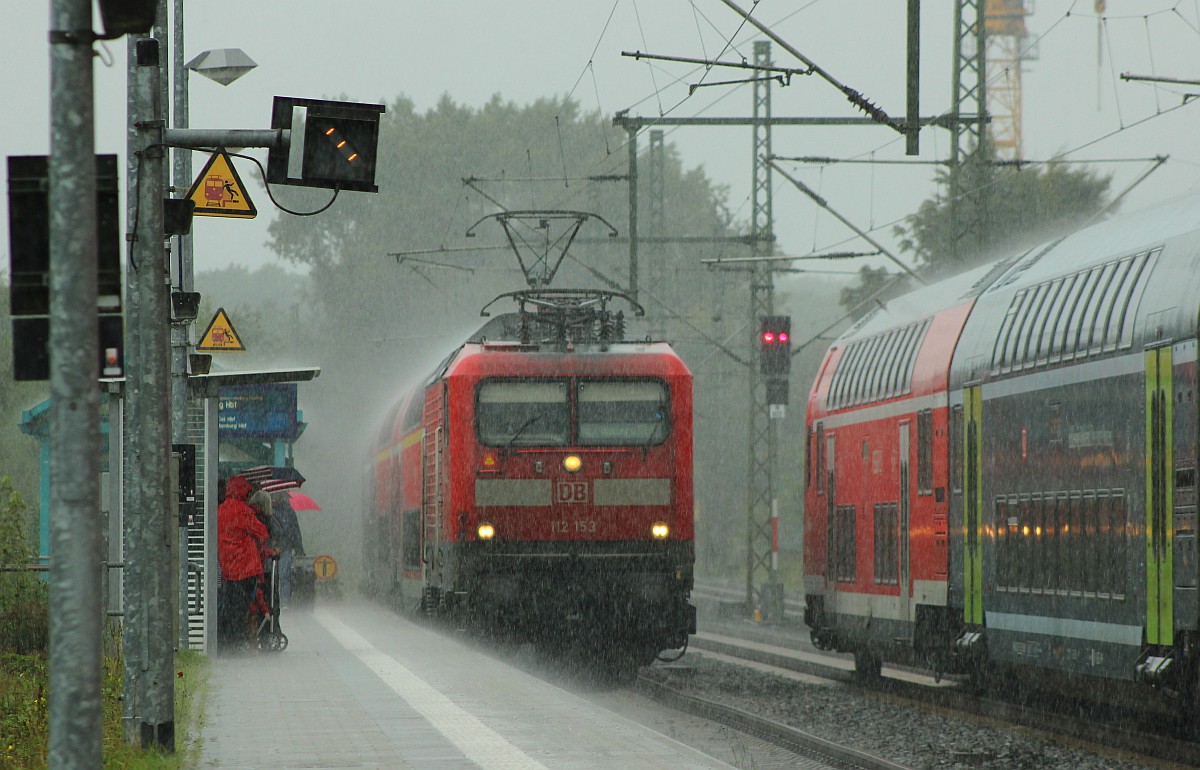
[838,266,911,319]
[894,154,1112,274]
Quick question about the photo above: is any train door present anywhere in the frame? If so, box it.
[422,383,447,589]
[899,421,912,623]
[963,385,984,626]
[1146,346,1174,646]
[825,431,838,611]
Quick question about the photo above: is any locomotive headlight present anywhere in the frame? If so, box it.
[651,521,670,539]
[477,523,495,540]
[563,454,582,473]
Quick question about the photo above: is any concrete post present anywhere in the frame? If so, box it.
[123,35,176,751]
[47,0,103,765]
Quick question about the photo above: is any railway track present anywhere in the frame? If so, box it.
[633,674,913,770]
[672,616,1200,769]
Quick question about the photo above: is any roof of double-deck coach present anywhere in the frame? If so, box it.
[949,194,1200,390]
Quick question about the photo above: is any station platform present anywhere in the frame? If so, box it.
[195,599,734,769]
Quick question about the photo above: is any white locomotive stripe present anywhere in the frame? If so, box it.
[315,611,550,770]
[985,610,1142,647]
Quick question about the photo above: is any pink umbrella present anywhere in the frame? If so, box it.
[287,490,321,512]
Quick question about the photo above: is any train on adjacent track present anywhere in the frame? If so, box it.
[362,289,696,668]
[802,195,1200,713]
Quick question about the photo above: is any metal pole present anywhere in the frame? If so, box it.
[171,0,193,652]
[625,126,638,304]
[125,35,176,751]
[48,0,103,765]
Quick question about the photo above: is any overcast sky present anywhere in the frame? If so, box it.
[5,1,1200,285]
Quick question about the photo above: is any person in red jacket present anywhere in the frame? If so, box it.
[217,475,269,650]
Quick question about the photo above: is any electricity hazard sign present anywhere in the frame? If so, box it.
[196,307,246,352]
[186,150,257,218]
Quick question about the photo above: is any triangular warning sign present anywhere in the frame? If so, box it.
[196,307,246,352]
[186,150,257,218]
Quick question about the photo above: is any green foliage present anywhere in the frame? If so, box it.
[0,636,206,769]
[894,154,1112,273]
[0,478,47,655]
[838,266,912,319]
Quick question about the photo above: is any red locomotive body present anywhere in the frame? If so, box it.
[803,268,989,673]
[366,328,695,665]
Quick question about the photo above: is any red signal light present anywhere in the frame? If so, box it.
[778,332,789,343]
[762,331,775,343]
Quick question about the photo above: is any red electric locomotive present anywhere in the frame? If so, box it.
[364,290,696,666]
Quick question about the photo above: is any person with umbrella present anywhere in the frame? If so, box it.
[268,490,306,608]
[217,476,268,650]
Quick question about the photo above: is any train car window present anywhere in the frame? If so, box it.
[401,510,421,571]
[950,405,963,494]
[828,345,857,410]
[876,329,902,400]
[816,423,826,495]
[1079,261,1119,355]
[1012,286,1046,370]
[1017,283,1052,369]
[1042,494,1057,591]
[883,326,909,399]
[836,505,857,582]
[576,380,669,446]
[1057,269,1094,361]
[1017,495,1033,591]
[1002,289,1034,371]
[917,409,933,495]
[897,320,930,398]
[1046,272,1081,362]
[854,335,883,405]
[476,380,569,447]
[1030,494,1045,592]
[1083,490,1100,594]
[1096,256,1136,352]
[1111,490,1127,598]
[1116,249,1157,350]
[991,291,1023,371]
[1067,492,1084,592]
[995,497,1012,590]
[1066,267,1105,360]
[1030,278,1065,365]
[875,329,902,400]
[874,502,898,585]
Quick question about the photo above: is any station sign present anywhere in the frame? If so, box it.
[218,383,299,439]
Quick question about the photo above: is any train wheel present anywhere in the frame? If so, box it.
[854,649,882,679]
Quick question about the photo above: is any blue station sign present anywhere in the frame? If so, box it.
[218,383,299,439]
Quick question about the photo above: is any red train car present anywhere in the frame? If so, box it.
[364,298,696,666]
[803,265,995,674]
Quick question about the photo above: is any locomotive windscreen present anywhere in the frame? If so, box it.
[476,380,570,447]
[577,380,668,446]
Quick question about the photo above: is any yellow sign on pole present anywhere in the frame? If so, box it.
[185,150,257,218]
[313,555,338,581]
[196,307,246,352]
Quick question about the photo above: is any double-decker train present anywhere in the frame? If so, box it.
[363,290,695,667]
[803,195,1200,709]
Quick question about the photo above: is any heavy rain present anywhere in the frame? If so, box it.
[4,2,1200,768]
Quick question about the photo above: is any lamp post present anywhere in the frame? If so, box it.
[171,33,257,650]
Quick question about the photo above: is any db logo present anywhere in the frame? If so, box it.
[556,481,589,504]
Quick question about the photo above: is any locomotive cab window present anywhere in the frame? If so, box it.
[476,380,569,447]
[577,380,669,446]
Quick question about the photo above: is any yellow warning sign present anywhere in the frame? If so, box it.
[186,150,257,218]
[313,555,338,581]
[196,307,246,352]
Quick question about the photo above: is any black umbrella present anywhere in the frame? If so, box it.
[239,465,306,492]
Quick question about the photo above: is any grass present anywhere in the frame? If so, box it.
[0,626,209,769]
